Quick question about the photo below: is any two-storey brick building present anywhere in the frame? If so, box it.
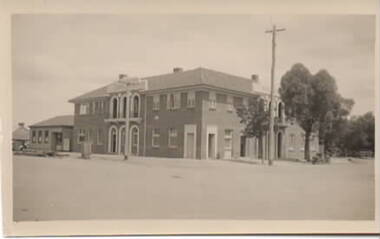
[69,67,318,160]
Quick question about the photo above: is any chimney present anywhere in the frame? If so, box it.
[251,74,259,83]
[18,122,25,128]
[119,74,128,81]
[173,67,183,73]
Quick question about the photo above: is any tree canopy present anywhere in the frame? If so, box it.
[279,63,354,160]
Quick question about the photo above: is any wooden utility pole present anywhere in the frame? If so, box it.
[124,91,131,160]
[265,25,285,166]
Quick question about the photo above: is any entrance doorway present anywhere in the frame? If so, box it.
[186,133,195,158]
[109,126,118,153]
[208,133,216,159]
[53,132,63,151]
[130,126,139,156]
[240,136,246,157]
[277,132,282,159]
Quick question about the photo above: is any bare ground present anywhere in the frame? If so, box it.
[13,155,375,221]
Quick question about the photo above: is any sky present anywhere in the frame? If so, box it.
[12,14,375,129]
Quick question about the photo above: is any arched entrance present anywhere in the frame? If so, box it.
[130,126,139,156]
[277,132,282,159]
[108,126,118,153]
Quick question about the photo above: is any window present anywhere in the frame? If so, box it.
[167,93,180,110]
[44,130,49,143]
[168,128,178,148]
[112,98,118,118]
[152,128,160,147]
[32,131,36,143]
[56,133,62,144]
[290,134,295,146]
[38,131,42,143]
[153,95,160,111]
[78,129,86,143]
[187,91,195,108]
[132,95,140,117]
[99,101,104,114]
[224,129,233,150]
[122,96,127,118]
[242,97,248,108]
[209,91,216,110]
[79,103,89,115]
[97,129,103,145]
[87,129,93,143]
[227,95,233,112]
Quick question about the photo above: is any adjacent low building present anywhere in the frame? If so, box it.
[68,67,319,160]
[29,115,74,152]
[12,122,30,151]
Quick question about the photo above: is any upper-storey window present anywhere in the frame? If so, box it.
[132,94,140,118]
[121,96,128,118]
[167,93,180,110]
[111,97,118,118]
[209,91,216,110]
[226,95,233,112]
[79,103,89,115]
[187,91,195,108]
[153,95,160,111]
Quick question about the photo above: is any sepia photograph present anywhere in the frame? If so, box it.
[1,0,379,236]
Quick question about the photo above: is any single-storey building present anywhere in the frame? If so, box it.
[12,122,29,151]
[29,115,74,152]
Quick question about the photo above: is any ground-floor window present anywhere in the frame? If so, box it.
[44,130,49,143]
[32,130,36,143]
[152,128,160,148]
[38,131,42,143]
[97,129,103,145]
[168,128,178,148]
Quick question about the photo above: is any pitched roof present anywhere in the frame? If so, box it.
[30,115,74,128]
[69,67,266,102]
[12,127,29,141]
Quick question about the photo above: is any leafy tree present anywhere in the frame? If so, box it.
[323,95,354,155]
[280,65,354,161]
[310,70,354,160]
[236,95,269,160]
[341,112,375,155]
[279,63,316,161]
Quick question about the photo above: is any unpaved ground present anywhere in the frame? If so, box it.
[13,155,375,221]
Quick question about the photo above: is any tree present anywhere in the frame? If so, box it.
[279,63,316,161]
[323,95,354,155]
[341,112,375,155]
[310,70,354,160]
[280,64,354,161]
[236,95,269,162]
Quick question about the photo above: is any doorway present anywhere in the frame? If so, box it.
[240,136,246,157]
[186,133,195,158]
[208,133,216,159]
[277,132,282,159]
[130,126,139,156]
